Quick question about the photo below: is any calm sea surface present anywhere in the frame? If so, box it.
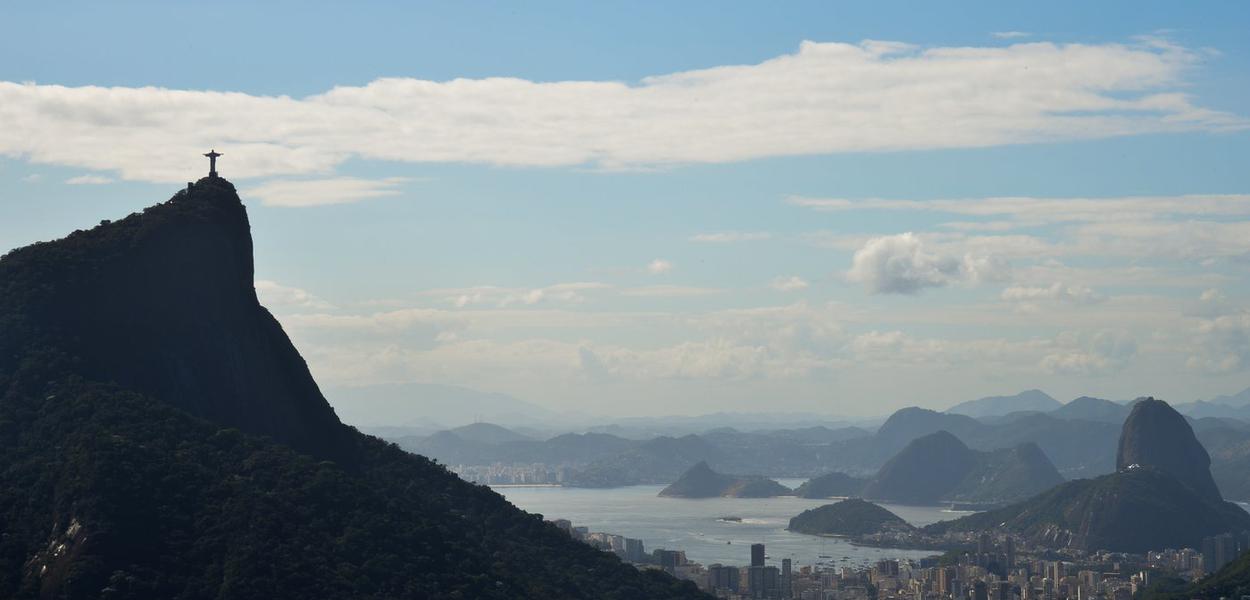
[496,479,974,569]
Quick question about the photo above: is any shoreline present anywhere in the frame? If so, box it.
[489,483,564,488]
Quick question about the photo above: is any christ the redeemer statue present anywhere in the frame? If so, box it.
[204,149,222,178]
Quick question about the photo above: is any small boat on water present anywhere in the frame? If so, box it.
[718,516,743,522]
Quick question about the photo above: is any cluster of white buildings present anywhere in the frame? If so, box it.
[450,462,567,485]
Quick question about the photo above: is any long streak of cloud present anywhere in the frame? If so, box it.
[0,39,1240,182]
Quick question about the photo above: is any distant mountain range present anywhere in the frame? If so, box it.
[924,398,1250,552]
[824,405,1121,479]
[946,389,1061,418]
[1208,387,1250,407]
[658,462,790,498]
[388,392,1250,502]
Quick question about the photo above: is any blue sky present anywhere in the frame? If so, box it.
[2,2,1249,419]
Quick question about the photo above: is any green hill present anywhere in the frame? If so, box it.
[0,178,709,600]
[922,467,1250,553]
[794,472,868,499]
[788,499,914,537]
[859,431,1063,505]
[658,462,790,498]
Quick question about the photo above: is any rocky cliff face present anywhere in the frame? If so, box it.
[1117,397,1222,500]
[0,177,350,458]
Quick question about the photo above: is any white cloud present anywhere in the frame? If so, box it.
[254,280,334,310]
[422,282,612,308]
[771,276,810,292]
[1001,282,1105,305]
[1040,331,1137,375]
[690,231,772,243]
[242,177,407,207]
[846,232,1008,294]
[621,285,721,297]
[65,174,113,185]
[646,259,674,274]
[1187,292,1250,373]
[0,39,1240,182]
[992,31,1033,40]
[21,173,43,182]
[794,194,1250,262]
[788,194,1250,225]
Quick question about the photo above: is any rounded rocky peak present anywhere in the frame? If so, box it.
[1116,397,1222,500]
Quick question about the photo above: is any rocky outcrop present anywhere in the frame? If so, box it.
[1117,397,1222,500]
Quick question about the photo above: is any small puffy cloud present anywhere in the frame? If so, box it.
[771,276,810,292]
[254,280,334,310]
[243,177,408,207]
[1001,282,1105,305]
[846,232,1007,294]
[689,231,772,243]
[21,173,42,182]
[647,259,674,274]
[65,174,113,185]
[992,31,1032,39]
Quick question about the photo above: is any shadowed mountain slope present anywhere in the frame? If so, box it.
[859,431,1063,505]
[0,178,709,600]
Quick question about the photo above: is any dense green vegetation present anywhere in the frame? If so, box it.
[922,467,1250,553]
[787,499,913,537]
[0,179,710,599]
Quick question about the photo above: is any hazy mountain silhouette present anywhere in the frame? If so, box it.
[0,178,708,599]
[859,431,1063,506]
[447,422,534,444]
[828,407,1118,478]
[1050,396,1131,423]
[794,472,869,499]
[946,389,1060,418]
